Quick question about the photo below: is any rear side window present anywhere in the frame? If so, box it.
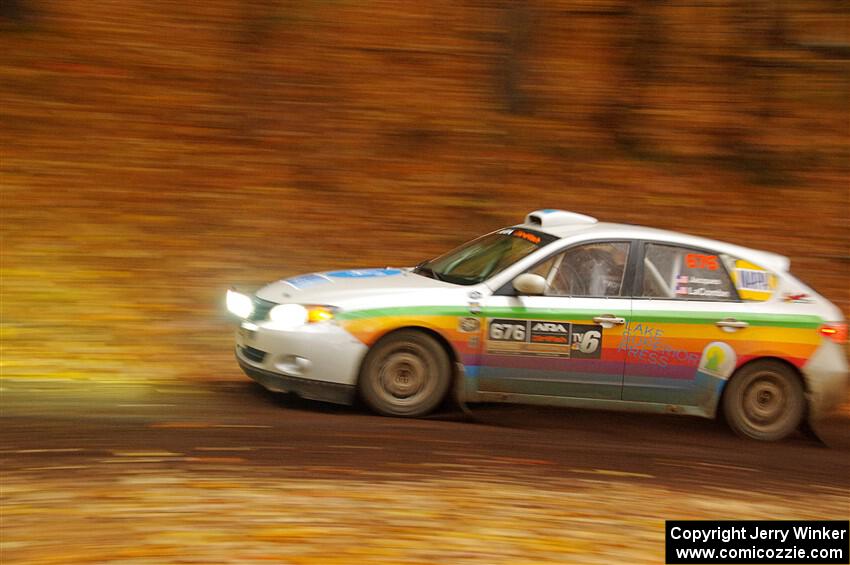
[724,256,778,301]
[641,243,737,301]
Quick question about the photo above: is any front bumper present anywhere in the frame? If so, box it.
[237,354,356,404]
[234,319,368,405]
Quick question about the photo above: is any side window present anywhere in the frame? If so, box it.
[545,242,631,297]
[529,255,557,279]
[641,244,736,300]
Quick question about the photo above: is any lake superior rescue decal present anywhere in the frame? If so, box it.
[486,319,603,358]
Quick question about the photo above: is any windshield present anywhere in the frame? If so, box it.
[415,228,557,285]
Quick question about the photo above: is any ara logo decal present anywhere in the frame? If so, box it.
[529,321,571,347]
[531,322,568,333]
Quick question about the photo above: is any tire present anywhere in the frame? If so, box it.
[358,330,451,417]
[722,360,805,441]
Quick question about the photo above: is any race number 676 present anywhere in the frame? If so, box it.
[685,253,718,270]
[490,322,526,341]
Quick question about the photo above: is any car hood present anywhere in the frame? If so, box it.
[254,268,460,307]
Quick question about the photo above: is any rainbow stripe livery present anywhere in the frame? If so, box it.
[230,209,847,439]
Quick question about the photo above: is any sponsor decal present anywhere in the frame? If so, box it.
[511,229,542,244]
[617,322,700,368]
[783,292,813,304]
[486,319,602,358]
[325,268,402,278]
[284,273,331,289]
[458,317,481,333]
[570,324,603,359]
[730,259,777,301]
[735,268,771,291]
[530,321,570,345]
[498,228,542,245]
[697,341,736,379]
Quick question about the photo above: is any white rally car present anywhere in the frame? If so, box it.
[226,210,848,440]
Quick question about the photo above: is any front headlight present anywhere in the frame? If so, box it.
[268,304,337,329]
[226,289,254,319]
[269,304,308,328]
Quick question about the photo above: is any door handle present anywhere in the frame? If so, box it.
[593,314,626,325]
[716,318,749,329]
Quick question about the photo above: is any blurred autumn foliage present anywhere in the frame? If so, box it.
[1,1,848,382]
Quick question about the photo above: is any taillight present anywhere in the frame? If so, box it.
[819,322,848,344]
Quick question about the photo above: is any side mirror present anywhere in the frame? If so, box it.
[513,273,546,296]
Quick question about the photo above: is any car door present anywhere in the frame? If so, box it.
[622,242,772,412]
[477,241,634,400]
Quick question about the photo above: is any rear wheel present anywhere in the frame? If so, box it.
[359,330,451,417]
[722,360,805,441]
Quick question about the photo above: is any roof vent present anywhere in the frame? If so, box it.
[525,209,598,228]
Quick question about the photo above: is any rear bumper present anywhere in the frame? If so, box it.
[237,353,356,405]
[802,340,849,421]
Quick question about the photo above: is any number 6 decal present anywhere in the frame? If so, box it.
[579,330,601,354]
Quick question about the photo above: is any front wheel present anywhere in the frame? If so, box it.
[722,360,805,441]
[358,330,451,417]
